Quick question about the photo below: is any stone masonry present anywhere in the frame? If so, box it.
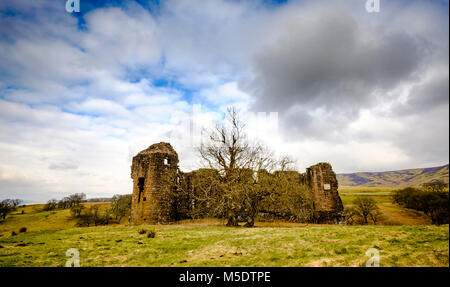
[130,142,346,225]
[130,142,179,225]
[305,162,346,224]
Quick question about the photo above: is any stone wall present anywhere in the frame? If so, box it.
[130,142,179,225]
[305,162,346,224]
[130,143,346,225]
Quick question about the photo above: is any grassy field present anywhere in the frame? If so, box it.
[0,221,448,267]
[0,187,448,267]
[339,186,431,225]
[0,202,112,237]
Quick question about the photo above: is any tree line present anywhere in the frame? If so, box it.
[43,193,132,227]
[0,199,23,221]
[393,181,449,225]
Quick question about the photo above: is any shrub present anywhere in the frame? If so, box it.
[344,206,358,225]
[19,227,27,233]
[147,230,156,238]
[334,247,348,254]
[11,231,17,236]
[138,229,147,235]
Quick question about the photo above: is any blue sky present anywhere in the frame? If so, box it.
[0,0,448,202]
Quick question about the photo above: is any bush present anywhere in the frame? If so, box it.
[147,230,156,238]
[19,227,27,233]
[11,231,17,236]
[138,229,147,235]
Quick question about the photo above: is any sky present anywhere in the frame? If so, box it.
[0,0,448,202]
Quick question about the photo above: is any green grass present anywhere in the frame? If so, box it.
[0,202,112,237]
[0,205,76,236]
[0,189,447,267]
[0,223,447,267]
[339,186,397,203]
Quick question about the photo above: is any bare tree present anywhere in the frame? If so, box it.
[353,196,381,225]
[197,107,278,226]
[43,199,58,211]
[199,107,275,172]
[0,199,22,221]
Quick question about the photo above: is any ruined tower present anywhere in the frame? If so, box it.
[130,142,179,225]
[305,162,346,224]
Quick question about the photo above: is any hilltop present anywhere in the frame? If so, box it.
[337,164,449,187]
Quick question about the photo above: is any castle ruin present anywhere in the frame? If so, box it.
[130,142,345,225]
[130,142,179,225]
[305,162,345,224]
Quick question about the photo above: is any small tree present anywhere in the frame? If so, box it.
[0,200,12,221]
[110,194,132,222]
[11,199,23,208]
[0,199,22,221]
[197,107,277,227]
[43,199,58,211]
[58,197,71,209]
[68,193,86,207]
[91,205,101,226]
[77,207,93,227]
[353,196,381,225]
[70,203,85,217]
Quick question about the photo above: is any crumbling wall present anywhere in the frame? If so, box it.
[130,142,179,225]
[176,168,221,220]
[305,162,346,224]
[130,143,345,225]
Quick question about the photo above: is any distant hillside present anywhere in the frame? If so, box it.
[337,164,449,187]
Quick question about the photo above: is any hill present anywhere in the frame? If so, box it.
[337,164,449,187]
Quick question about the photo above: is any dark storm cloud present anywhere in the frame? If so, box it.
[398,71,449,116]
[241,4,442,141]
[392,104,449,165]
[247,9,425,111]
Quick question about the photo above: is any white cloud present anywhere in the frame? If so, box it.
[0,0,448,202]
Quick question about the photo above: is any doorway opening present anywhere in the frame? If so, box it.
[138,177,145,202]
